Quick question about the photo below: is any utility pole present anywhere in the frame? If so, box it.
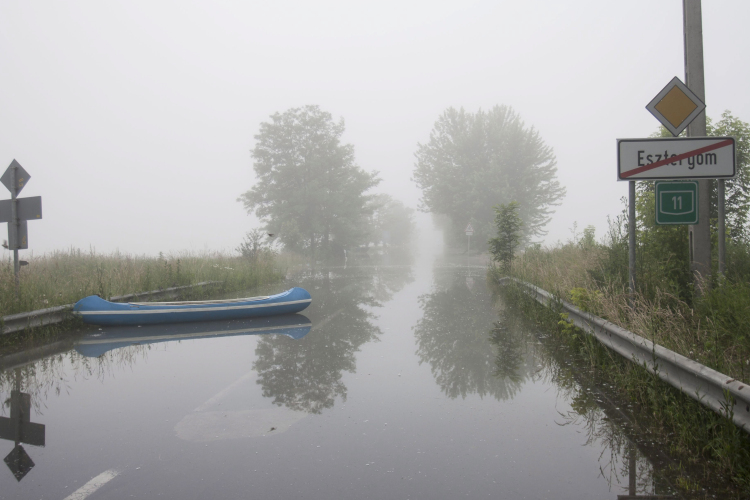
[684,0,711,290]
[9,163,20,293]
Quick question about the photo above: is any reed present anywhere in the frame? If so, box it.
[0,248,290,317]
[498,240,750,384]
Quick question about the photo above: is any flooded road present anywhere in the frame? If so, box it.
[1,245,680,499]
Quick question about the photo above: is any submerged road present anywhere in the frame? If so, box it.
[0,245,680,499]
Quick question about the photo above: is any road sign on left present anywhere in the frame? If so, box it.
[0,196,42,223]
[0,160,30,195]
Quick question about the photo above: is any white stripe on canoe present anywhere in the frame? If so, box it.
[75,298,311,316]
[78,323,312,345]
[129,295,270,306]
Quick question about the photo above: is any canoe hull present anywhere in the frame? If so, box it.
[73,287,311,326]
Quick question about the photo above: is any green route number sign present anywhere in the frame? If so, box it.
[655,181,698,225]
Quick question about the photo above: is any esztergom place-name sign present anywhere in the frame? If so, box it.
[617,137,735,181]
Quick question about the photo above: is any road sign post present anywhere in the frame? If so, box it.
[1,160,42,292]
[618,1,715,299]
[628,181,636,307]
[465,223,474,254]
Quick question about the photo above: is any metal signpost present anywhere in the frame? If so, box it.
[0,160,42,291]
[465,223,474,254]
[617,0,727,299]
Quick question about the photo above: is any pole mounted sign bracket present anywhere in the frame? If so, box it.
[646,76,705,137]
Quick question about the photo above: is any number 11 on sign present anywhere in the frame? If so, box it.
[655,181,699,225]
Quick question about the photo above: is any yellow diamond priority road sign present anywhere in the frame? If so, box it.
[646,77,705,137]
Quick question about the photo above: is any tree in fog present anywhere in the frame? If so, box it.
[239,105,380,258]
[413,105,565,247]
[709,111,750,241]
[366,194,416,248]
[488,201,523,272]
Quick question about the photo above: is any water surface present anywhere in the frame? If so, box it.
[1,248,679,499]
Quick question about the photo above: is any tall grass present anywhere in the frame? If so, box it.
[490,235,750,492]
[0,247,290,317]
[500,239,750,384]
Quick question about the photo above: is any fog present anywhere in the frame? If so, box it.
[1,1,748,256]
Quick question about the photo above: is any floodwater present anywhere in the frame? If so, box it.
[1,240,684,499]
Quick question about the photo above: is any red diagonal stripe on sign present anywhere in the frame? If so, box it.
[621,138,733,179]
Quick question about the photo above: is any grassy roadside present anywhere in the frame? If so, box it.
[489,242,750,494]
[506,241,750,384]
[0,248,294,354]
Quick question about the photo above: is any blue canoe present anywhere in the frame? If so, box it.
[75,314,312,357]
[73,287,312,326]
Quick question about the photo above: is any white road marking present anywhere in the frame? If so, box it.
[193,371,257,412]
[311,307,345,330]
[63,469,120,500]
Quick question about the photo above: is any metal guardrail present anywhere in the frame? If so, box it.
[1,281,222,335]
[499,277,750,433]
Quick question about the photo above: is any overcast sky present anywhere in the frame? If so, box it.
[1,0,748,256]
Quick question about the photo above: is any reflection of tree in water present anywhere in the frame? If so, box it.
[413,271,535,401]
[543,357,671,497]
[254,265,413,414]
[488,320,526,385]
[370,264,415,304]
[500,304,679,498]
